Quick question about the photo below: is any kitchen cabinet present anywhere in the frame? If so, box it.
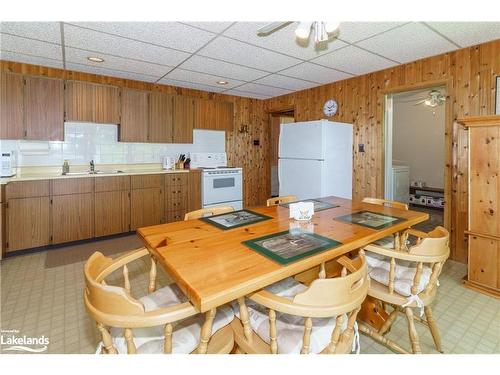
[0,186,4,258]
[194,99,234,131]
[130,175,163,229]
[216,101,234,131]
[120,88,149,142]
[187,170,202,213]
[94,176,131,237]
[173,96,194,143]
[50,178,95,244]
[24,76,64,141]
[5,180,51,252]
[149,92,174,143]
[94,84,120,124]
[0,72,24,139]
[164,173,188,222]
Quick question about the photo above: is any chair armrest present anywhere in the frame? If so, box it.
[96,247,151,281]
[364,244,440,262]
[405,228,429,239]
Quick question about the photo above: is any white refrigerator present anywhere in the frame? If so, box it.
[278,120,353,200]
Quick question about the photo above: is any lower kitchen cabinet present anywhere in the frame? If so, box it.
[130,188,162,230]
[51,193,94,244]
[95,191,131,237]
[6,197,50,252]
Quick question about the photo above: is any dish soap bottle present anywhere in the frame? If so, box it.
[62,160,70,175]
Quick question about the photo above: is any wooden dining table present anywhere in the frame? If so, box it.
[137,196,428,313]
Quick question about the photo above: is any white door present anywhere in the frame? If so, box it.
[279,121,324,160]
[279,158,323,200]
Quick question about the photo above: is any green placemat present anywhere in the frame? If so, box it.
[335,210,406,230]
[243,230,341,265]
[279,199,339,212]
[200,209,272,230]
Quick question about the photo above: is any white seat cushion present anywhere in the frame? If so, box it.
[98,284,234,354]
[232,278,348,354]
[365,253,433,296]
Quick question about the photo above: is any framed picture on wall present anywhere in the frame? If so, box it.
[496,76,500,115]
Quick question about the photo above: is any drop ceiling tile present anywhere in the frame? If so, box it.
[356,22,457,64]
[182,22,233,34]
[233,83,292,97]
[0,51,63,69]
[222,89,269,99]
[279,62,353,84]
[0,22,62,44]
[63,24,190,67]
[66,62,160,83]
[197,36,301,72]
[425,22,500,48]
[0,33,62,60]
[223,22,347,61]
[163,68,244,89]
[179,55,268,81]
[336,22,408,43]
[65,47,174,77]
[71,22,215,53]
[312,45,397,75]
[157,78,226,93]
[254,74,318,91]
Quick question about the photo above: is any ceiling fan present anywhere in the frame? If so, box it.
[257,22,341,44]
[413,89,446,107]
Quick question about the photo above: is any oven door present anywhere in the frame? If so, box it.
[203,171,242,206]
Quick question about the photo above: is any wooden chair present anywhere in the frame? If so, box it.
[359,226,450,354]
[84,248,234,354]
[266,195,298,207]
[231,253,369,354]
[184,205,234,221]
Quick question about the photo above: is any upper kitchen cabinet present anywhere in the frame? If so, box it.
[65,81,121,124]
[65,81,94,122]
[120,88,149,142]
[173,96,194,144]
[194,98,234,131]
[24,76,64,141]
[149,92,174,143]
[0,72,24,139]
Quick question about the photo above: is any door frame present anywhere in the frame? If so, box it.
[380,78,453,232]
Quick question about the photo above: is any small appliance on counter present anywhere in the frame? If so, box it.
[162,156,175,170]
[1,152,16,178]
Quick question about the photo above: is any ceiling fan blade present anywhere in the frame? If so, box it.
[257,22,292,36]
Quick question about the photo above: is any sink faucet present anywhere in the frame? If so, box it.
[90,160,95,173]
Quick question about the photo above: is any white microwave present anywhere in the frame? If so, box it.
[1,152,15,177]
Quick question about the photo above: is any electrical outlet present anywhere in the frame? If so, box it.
[358,144,365,153]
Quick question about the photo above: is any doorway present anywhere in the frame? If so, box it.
[269,110,295,197]
[384,86,447,231]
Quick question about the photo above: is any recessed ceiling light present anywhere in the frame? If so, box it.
[216,80,228,85]
[87,56,104,63]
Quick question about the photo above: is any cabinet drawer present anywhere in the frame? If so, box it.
[166,210,185,223]
[468,235,499,289]
[95,175,131,192]
[6,180,50,199]
[51,177,94,195]
[131,174,162,189]
[165,189,186,211]
[165,173,188,186]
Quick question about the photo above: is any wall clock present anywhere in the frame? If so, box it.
[323,99,338,117]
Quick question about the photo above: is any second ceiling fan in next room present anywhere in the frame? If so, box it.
[256,21,341,44]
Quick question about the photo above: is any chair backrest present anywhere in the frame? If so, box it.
[362,197,408,210]
[266,195,298,207]
[184,205,234,220]
[247,254,369,354]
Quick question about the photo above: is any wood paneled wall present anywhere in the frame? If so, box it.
[0,60,270,208]
[265,39,500,262]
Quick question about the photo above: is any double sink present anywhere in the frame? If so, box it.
[62,170,124,176]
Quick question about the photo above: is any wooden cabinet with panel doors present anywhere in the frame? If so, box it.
[0,72,24,139]
[120,88,149,142]
[149,91,174,143]
[459,116,500,298]
[172,96,194,143]
[94,176,131,237]
[164,173,188,222]
[130,175,163,230]
[194,98,234,131]
[24,75,64,141]
[4,180,51,253]
[50,178,95,244]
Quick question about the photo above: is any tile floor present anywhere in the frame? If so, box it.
[1,237,499,354]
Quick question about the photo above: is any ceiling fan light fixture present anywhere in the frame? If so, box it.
[324,21,340,34]
[87,56,104,63]
[295,22,313,39]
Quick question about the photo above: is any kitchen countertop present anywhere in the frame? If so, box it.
[0,164,196,185]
